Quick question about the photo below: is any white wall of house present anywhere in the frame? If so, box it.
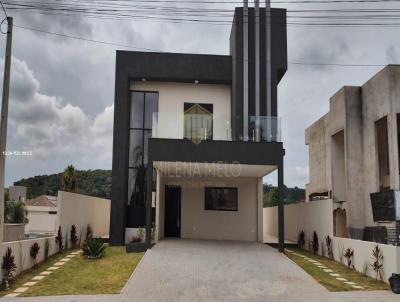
[57,191,110,247]
[131,81,231,140]
[26,206,58,233]
[156,176,262,242]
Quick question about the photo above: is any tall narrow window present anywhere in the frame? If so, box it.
[128,91,159,206]
[375,116,390,191]
[184,103,213,144]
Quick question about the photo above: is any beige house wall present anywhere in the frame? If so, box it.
[131,81,231,140]
[156,176,262,242]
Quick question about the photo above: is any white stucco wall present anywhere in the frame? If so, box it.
[157,176,261,242]
[1,236,58,276]
[333,237,400,282]
[263,199,334,244]
[26,206,58,233]
[131,81,231,140]
[57,191,110,247]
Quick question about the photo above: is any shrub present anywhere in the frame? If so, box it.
[2,247,16,288]
[82,238,106,259]
[370,245,384,281]
[311,231,319,254]
[343,248,354,269]
[30,242,40,267]
[4,200,28,224]
[44,239,50,260]
[298,230,305,249]
[86,224,93,240]
[138,227,145,242]
[55,226,63,253]
[70,225,78,248]
[325,235,334,260]
[131,236,141,243]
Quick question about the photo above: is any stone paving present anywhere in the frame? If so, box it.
[1,241,397,302]
[4,250,82,298]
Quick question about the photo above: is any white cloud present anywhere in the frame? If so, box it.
[3,57,113,178]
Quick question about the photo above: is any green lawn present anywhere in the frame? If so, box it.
[0,246,143,297]
[0,249,78,297]
[286,248,389,292]
[22,246,143,297]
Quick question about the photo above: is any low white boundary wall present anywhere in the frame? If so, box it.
[264,200,400,283]
[1,236,57,275]
[333,237,400,282]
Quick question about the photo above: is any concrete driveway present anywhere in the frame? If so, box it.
[3,239,397,302]
[121,239,397,302]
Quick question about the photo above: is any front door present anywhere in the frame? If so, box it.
[164,186,181,237]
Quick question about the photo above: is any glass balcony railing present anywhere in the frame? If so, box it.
[152,113,281,143]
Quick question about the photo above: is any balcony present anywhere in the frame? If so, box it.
[152,113,281,143]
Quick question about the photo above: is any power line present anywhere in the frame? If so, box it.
[14,24,391,68]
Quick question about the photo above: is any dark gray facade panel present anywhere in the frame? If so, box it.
[110,56,130,245]
[115,51,231,84]
[148,138,284,166]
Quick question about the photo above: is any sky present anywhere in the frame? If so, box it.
[0,0,398,188]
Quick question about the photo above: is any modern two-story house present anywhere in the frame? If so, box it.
[110,1,288,252]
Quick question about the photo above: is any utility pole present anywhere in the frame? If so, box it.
[0,16,13,245]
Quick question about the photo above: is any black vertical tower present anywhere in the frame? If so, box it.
[230,4,287,140]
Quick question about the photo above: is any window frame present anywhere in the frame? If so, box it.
[204,187,238,212]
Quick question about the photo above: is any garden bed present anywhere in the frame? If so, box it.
[286,248,389,292]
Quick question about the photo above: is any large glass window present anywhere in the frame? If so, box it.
[128,91,159,206]
[184,103,213,144]
[205,187,238,211]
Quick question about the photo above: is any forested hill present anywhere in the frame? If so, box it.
[13,169,112,199]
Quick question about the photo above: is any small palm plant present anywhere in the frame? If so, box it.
[325,235,334,260]
[82,238,106,259]
[343,248,354,269]
[298,230,305,249]
[55,226,63,253]
[311,231,319,254]
[2,247,17,289]
[70,225,78,248]
[30,242,40,268]
[370,245,384,281]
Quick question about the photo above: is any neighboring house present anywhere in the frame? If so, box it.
[26,195,58,233]
[305,65,400,245]
[9,185,27,202]
[110,1,288,251]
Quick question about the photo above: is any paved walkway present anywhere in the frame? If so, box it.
[2,239,398,302]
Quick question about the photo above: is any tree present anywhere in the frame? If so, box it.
[62,165,76,192]
[263,187,279,207]
[4,200,28,224]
